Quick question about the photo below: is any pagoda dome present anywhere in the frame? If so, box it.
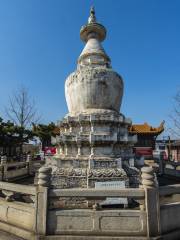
[65,7,124,116]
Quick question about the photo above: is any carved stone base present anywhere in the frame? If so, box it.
[51,166,128,189]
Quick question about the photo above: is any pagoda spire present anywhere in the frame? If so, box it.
[80,7,106,42]
[88,6,96,23]
[78,7,110,67]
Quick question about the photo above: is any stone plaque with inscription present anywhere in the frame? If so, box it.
[95,181,128,205]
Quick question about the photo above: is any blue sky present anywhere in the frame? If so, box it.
[0,0,179,132]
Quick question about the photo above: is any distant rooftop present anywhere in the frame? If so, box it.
[129,121,164,135]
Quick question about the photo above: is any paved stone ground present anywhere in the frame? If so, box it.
[0,230,24,240]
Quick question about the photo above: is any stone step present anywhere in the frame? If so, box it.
[42,235,161,240]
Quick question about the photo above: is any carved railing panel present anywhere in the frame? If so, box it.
[48,188,145,210]
[0,181,36,204]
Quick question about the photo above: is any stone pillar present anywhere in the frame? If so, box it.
[79,115,83,133]
[38,166,52,187]
[90,121,94,132]
[1,155,7,165]
[159,152,164,175]
[80,126,83,133]
[36,166,51,236]
[0,156,7,181]
[26,154,31,162]
[65,144,68,156]
[90,133,95,157]
[90,146,94,157]
[59,143,64,155]
[77,144,82,157]
[26,154,33,176]
[141,166,156,188]
[141,167,161,237]
[69,124,72,133]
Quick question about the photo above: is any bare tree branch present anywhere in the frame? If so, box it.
[169,89,180,138]
[5,86,41,128]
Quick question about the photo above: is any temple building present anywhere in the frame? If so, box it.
[171,140,180,162]
[129,121,164,158]
[50,7,139,189]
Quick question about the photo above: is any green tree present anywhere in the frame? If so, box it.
[0,117,34,156]
[32,122,56,150]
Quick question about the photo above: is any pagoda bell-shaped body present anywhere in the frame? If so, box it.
[65,7,124,115]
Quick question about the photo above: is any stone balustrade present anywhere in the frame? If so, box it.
[0,155,44,182]
[159,156,180,178]
[0,167,179,239]
[0,181,38,239]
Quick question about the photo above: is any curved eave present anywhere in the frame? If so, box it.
[129,121,164,136]
[129,130,164,136]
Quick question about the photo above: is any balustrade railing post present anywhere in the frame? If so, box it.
[26,154,33,176]
[1,155,7,181]
[159,152,164,175]
[141,166,161,238]
[1,155,7,165]
[35,166,52,237]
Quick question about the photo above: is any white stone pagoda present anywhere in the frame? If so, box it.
[50,7,138,189]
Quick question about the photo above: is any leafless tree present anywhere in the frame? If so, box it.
[5,86,40,128]
[169,89,180,138]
